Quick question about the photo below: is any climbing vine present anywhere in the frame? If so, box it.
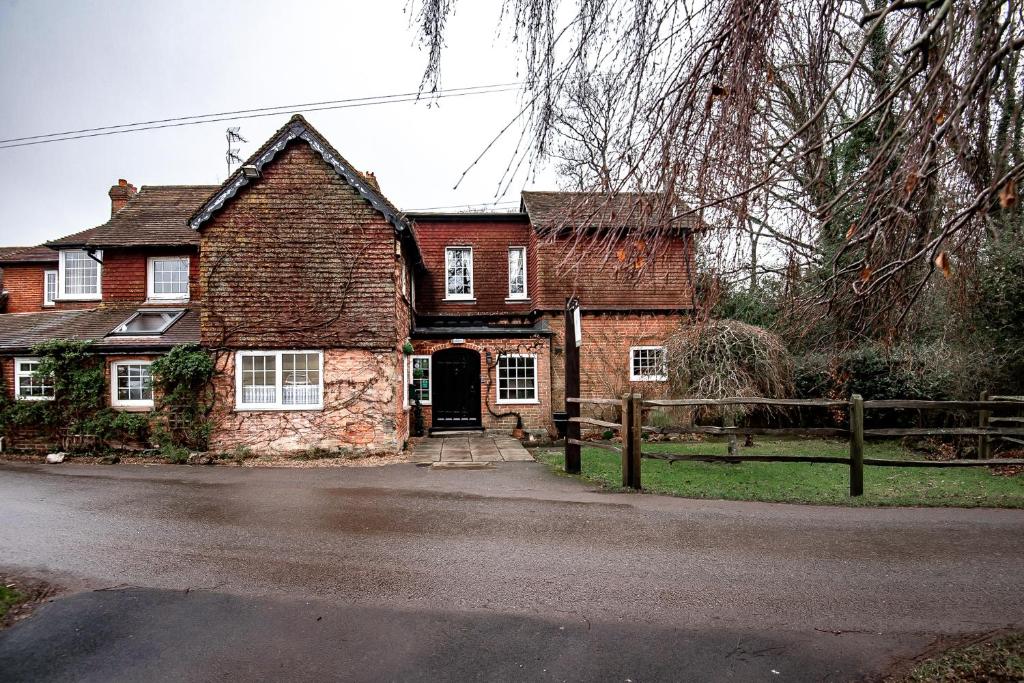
[150,344,216,450]
[0,341,214,454]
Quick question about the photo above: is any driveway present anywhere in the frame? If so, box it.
[1,460,1022,681]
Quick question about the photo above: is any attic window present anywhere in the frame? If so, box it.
[109,309,185,336]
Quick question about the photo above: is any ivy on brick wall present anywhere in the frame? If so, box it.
[0,340,149,450]
[0,341,214,453]
[150,344,215,451]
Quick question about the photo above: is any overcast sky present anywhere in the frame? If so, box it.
[0,0,556,246]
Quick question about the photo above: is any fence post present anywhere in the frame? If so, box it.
[620,394,631,487]
[849,394,864,497]
[724,410,738,456]
[627,393,643,490]
[564,298,581,474]
[978,391,991,459]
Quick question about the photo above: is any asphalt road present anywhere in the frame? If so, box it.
[1,460,1022,682]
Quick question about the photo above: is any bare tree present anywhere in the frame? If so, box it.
[409,0,1024,342]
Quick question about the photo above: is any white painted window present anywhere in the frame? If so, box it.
[14,357,54,401]
[235,350,323,410]
[444,247,473,300]
[147,256,190,300]
[58,249,102,300]
[111,361,153,408]
[404,355,431,408]
[630,346,668,381]
[496,353,538,404]
[507,246,527,299]
[43,270,57,307]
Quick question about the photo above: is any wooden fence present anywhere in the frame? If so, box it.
[566,394,1024,496]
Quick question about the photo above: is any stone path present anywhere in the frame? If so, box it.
[409,435,533,464]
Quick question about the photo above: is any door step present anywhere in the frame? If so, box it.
[430,429,484,438]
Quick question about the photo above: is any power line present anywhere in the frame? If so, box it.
[0,83,522,150]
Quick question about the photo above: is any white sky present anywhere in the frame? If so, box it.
[0,0,556,245]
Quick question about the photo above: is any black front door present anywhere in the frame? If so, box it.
[431,348,482,430]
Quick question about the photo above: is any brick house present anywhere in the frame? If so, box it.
[0,115,695,454]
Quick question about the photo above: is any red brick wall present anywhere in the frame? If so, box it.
[545,312,687,413]
[199,142,398,349]
[2,264,52,313]
[533,233,696,310]
[102,249,199,303]
[412,220,535,315]
[408,337,553,434]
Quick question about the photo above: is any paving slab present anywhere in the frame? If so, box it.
[411,435,533,464]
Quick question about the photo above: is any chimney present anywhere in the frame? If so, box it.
[362,171,380,192]
[108,178,137,215]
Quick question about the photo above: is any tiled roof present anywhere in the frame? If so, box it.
[0,246,31,260]
[0,306,199,352]
[0,245,59,265]
[47,185,217,249]
[520,191,695,232]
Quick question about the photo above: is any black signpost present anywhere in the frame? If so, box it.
[564,297,581,474]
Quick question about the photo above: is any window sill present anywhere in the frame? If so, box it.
[42,304,55,308]
[112,404,154,412]
[57,296,101,302]
[443,297,477,303]
[505,297,531,304]
[496,399,540,406]
[630,377,668,382]
[234,405,325,412]
[145,297,190,305]
[15,396,54,402]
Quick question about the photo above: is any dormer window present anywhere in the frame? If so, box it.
[445,247,474,300]
[147,256,190,301]
[110,308,185,336]
[58,249,102,301]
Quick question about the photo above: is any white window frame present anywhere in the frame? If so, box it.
[235,350,324,411]
[57,249,102,301]
[147,256,190,301]
[110,360,154,409]
[630,346,668,382]
[43,269,57,307]
[13,357,54,401]
[507,246,528,300]
[495,353,539,405]
[444,246,474,301]
[404,355,432,408]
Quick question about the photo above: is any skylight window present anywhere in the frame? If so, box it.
[109,309,185,336]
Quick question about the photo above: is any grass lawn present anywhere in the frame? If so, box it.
[0,584,24,622]
[535,438,1024,507]
[889,631,1024,682]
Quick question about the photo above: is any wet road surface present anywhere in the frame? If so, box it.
[1,460,1022,681]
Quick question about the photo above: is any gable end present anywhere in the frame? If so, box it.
[188,118,409,234]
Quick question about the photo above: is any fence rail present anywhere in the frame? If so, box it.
[563,392,1024,495]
